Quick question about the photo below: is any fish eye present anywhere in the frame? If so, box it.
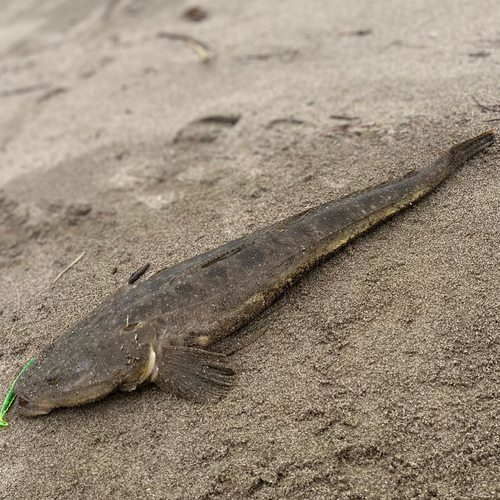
[45,373,60,385]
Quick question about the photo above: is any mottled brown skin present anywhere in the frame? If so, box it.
[14,131,495,416]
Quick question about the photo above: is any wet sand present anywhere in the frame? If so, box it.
[1,1,500,498]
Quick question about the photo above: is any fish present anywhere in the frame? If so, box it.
[13,130,495,416]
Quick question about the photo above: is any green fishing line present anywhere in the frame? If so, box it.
[0,359,35,427]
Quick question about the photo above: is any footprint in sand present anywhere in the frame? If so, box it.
[173,114,241,144]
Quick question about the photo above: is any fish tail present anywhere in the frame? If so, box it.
[448,129,495,164]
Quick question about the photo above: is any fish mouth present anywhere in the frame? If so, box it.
[15,396,55,417]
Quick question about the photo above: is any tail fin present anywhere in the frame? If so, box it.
[448,130,495,164]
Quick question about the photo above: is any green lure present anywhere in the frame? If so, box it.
[0,359,35,427]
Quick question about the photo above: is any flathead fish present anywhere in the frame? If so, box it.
[13,130,495,416]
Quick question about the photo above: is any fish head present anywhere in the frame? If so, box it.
[14,319,157,416]
[13,352,118,416]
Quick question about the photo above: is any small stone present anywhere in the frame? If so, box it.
[184,7,208,21]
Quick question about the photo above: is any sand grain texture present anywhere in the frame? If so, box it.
[1,1,500,499]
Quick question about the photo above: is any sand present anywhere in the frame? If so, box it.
[1,1,500,499]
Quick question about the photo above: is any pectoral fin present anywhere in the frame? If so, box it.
[155,345,235,401]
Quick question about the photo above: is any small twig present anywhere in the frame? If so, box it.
[330,115,360,121]
[158,32,212,62]
[36,86,68,103]
[338,29,372,37]
[468,51,490,58]
[0,83,49,98]
[52,251,86,285]
[485,117,500,123]
[236,49,298,63]
[128,263,150,284]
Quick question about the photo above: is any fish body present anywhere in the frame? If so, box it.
[14,131,495,416]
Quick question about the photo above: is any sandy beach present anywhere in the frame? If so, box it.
[1,1,500,498]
